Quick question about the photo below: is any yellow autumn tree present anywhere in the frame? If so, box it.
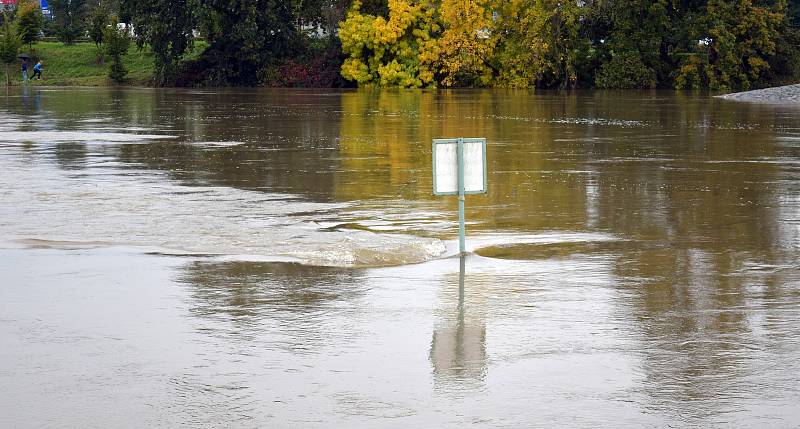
[339,0,440,87]
[435,0,497,87]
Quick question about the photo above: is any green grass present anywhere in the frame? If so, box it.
[7,41,207,86]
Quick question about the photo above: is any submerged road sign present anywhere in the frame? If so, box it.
[432,138,488,254]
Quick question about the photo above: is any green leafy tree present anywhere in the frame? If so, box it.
[88,1,109,47]
[541,0,585,88]
[596,51,656,88]
[0,15,21,86]
[590,0,669,88]
[674,0,787,90]
[194,0,300,85]
[50,0,88,44]
[128,0,310,85]
[710,0,784,90]
[126,0,194,84]
[118,0,134,24]
[131,0,335,85]
[16,0,44,49]
[490,0,585,88]
[103,17,130,83]
[88,0,110,64]
[786,0,800,20]
[771,14,800,83]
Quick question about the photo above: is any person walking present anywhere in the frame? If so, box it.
[21,59,28,83]
[31,61,42,80]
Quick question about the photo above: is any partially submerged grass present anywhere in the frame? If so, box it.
[9,41,207,86]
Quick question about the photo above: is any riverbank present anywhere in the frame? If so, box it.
[7,41,206,86]
[7,43,799,91]
[717,84,800,103]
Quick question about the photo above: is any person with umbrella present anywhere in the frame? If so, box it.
[18,53,30,82]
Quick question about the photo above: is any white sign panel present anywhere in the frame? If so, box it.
[432,138,487,195]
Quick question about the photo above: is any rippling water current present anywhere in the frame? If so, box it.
[1,88,799,427]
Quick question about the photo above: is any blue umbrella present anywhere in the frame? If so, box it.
[40,0,51,17]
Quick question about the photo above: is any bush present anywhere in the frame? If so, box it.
[103,20,130,83]
[674,55,704,90]
[595,51,656,89]
[108,59,126,82]
[259,45,349,88]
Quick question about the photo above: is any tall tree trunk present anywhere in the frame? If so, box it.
[4,64,9,87]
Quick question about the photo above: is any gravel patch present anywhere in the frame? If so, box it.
[716,84,800,103]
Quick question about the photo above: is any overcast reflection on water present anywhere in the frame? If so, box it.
[1,87,799,427]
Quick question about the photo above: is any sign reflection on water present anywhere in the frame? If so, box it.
[430,255,487,389]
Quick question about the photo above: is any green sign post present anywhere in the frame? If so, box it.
[432,138,488,254]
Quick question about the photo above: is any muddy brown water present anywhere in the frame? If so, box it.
[1,87,799,427]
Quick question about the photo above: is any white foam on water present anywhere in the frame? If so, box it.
[0,131,176,144]
[469,231,617,248]
[465,114,648,128]
[286,233,447,267]
[0,144,448,268]
[186,141,247,148]
[91,127,159,132]
[431,231,619,260]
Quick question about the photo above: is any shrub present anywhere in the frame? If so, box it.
[103,20,130,83]
[595,51,656,89]
[260,44,349,88]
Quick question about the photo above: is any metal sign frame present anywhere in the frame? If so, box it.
[432,137,488,254]
[432,138,488,196]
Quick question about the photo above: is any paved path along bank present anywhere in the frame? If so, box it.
[717,84,800,103]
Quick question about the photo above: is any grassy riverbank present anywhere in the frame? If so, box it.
[8,41,206,86]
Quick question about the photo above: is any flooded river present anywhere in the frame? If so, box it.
[1,87,799,427]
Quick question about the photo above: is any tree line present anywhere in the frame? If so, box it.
[340,0,800,90]
[4,0,800,89]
